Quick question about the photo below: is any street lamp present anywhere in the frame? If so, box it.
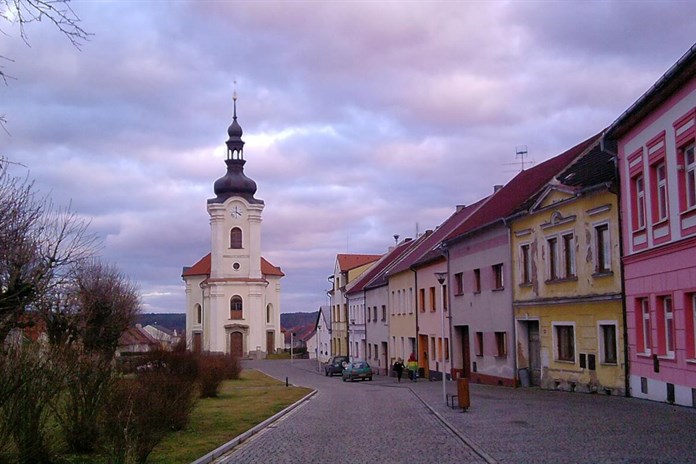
[435,271,448,404]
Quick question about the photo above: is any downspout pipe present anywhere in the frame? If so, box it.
[601,134,631,398]
[409,265,419,363]
[502,217,519,387]
[441,242,454,381]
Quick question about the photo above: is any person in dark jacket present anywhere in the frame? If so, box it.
[393,358,405,382]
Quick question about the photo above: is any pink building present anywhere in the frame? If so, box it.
[606,43,696,406]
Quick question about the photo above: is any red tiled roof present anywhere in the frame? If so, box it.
[345,239,417,295]
[182,253,284,277]
[119,327,159,347]
[336,254,382,272]
[445,133,601,243]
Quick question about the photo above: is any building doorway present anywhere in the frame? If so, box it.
[193,332,202,353]
[230,332,243,358]
[455,325,471,379]
[419,334,430,379]
[528,321,541,386]
[266,331,275,355]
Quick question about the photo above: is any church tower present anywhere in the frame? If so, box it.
[183,94,284,358]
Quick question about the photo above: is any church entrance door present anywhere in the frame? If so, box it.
[230,332,243,358]
[266,331,275,354]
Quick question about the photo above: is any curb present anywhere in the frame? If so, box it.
[406,386,498,464]
[191,387,317,464]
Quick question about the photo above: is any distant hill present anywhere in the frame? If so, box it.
[136,313,186,333]
[281,311,317,331]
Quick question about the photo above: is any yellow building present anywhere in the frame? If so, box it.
[511,143,626,395]
[328,254,380,357]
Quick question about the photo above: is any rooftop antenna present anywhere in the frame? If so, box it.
[393,234,400,245]
[504,145,534,173]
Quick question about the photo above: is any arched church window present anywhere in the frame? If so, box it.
[266,304,272,324]
[230,295,243,319]
[195,303,202,324]
[230,227,243,249]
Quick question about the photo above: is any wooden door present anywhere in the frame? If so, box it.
[193,332,202,353]
[528,322,541,386]
[266,331,275,354]
[461,326,471,379]
[230,332,243,358]
[419,334,429,378]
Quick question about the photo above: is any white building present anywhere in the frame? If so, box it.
[183,98,284,358]
[315,306,332,363]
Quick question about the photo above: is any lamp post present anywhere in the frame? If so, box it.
[435,271,448,404]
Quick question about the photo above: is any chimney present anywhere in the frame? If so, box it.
[456,204,467,212]
[494,184,504,193]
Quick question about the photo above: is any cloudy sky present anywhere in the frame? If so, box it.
[1,1,695,314]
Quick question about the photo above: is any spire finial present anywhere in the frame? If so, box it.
[233,80,238,119]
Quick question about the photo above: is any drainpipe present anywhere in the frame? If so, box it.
[410,265,419,364]
[441,242,454,381]
[601,134,631,398]
[502,218,518,387]
[199,280,206,351]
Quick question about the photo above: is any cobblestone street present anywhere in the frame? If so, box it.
[218,360,696,463]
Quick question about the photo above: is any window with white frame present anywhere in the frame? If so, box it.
[562,233,575,278]
[493,263,504,289]
[595,223,611,273]
[686,145,696,209]
[554,323,575,362]
[599,322,618,364]
[547,237,559,280]
[663,296,675,357]
[636,175,646,229]
[656,163,668,221]
[640,298,651,354]
[520,243,532,285]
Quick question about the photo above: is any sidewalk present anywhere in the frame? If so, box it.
[382,374,696,463]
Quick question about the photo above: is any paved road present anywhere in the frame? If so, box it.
[218,359,696,464]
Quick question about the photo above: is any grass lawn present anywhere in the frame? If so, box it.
[146,369,312,463]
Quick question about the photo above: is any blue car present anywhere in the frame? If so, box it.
[342,361,373,382]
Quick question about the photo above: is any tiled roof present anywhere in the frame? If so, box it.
[445,133,601,243]
[336,254,382,272]
[555,142,615,189]
[389,199,487,276]
[182,253,284,277]
[119,327,159,347]
[365,236,429,289]
[345,239,417,295]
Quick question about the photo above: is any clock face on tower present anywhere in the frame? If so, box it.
[230,206,243,218]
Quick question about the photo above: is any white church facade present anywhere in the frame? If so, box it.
[183,98,284,358]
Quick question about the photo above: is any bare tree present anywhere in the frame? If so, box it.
[0,162,97,343]
[1,0,91,128]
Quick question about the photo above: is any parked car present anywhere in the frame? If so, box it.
[324,356,349,376]
[342,361,373,382]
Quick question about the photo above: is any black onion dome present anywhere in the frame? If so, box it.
[210,159,262,204]
[227,117,243,140]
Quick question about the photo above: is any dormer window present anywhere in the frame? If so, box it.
[230,227,242,249]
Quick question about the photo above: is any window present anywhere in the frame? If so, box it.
[554,324,575,362]
[547,237,559,280]
[655,163,668,221]
[474,269,481,293]
[493,263,504,289]
[431,337,436,360]
[373,306,377,322]
[562,233,575,278]
[429,287,436,312]
[595,224,611,273]
[686,145,696,209]
[266,304,272,324]
[418,288,425,312]
[443,284,447,311]
[639,298,651,354]
[367,306,371,322]
[475,332,483,356]
[599,323,618,364]
[495,332,507,357]
[520,244,532,285]
[455,272,464,295]
[381,305,386,321]
[636,175,646,229]
[195,304,202,324]
[230,295,243,319]
[445,338,449,361]
[374,344,378,360]
[663,296,675,357]
[230,227,242,249]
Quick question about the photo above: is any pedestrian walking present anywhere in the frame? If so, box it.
[406,353,418,382]
[393,358,405,382]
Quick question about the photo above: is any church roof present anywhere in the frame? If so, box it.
[336,254,382,272]
[182,253,284,277]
